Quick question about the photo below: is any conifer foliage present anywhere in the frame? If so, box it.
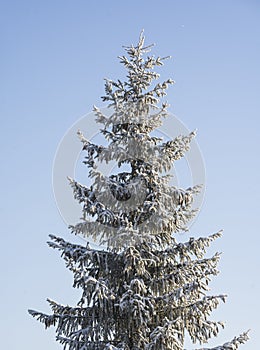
[29,33,249,350]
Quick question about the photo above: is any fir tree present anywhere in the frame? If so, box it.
[29,32,249,350]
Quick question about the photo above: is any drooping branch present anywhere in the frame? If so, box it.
[196,331,250,350]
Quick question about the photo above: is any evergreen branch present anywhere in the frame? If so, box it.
[47,234,115,271]
[147,318,184,350]
[158,131,197,169]
[77,130,104,168]
[164,231,223,260]
[56,336,113,350]
[196,330,250,349]
[148,253,221,293]
[28,309,57,329]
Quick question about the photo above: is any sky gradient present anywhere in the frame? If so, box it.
[1,1,260,349]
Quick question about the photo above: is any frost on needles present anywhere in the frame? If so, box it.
[28,32,249,350]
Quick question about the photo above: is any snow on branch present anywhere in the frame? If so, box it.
[165,231,223,260]
[102,31,174,107]
[196,330,250,350]
[28,309,57,329]
[47,234,115,271]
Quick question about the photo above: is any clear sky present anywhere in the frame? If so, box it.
[1,0,260,349]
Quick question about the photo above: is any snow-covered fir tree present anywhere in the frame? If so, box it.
[29,32,249,350]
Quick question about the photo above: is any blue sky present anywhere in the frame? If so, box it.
[1,0,260,349]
